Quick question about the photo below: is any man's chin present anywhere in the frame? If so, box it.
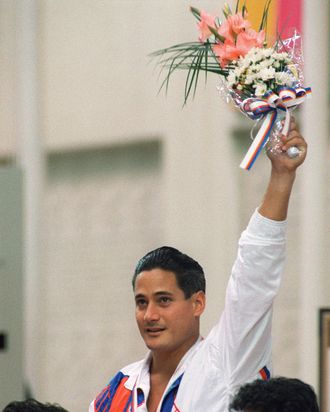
[144,340,163,350]
[144,338,169,352]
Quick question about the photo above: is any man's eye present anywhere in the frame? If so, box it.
[159,297,171,304]
[136,299,147,307]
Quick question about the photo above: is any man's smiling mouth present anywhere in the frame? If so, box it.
[145,327,165,334]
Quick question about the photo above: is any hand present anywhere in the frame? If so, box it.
[259,117,307,220]
[266,117,307,175]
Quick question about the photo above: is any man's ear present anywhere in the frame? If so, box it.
[192,291,206,317]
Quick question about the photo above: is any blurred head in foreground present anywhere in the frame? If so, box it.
[229,377,320,412]
[3,399,68,412]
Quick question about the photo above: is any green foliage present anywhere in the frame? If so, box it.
[150,42,229,104]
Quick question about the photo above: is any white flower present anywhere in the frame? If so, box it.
[260,58,274,68]
[265,48,274,57]
[245,74,255,85]
[239,60,250,71]
[225,45,298,96]
[249,63,261,73]
[233,66,244,77]
[260,67,276,81]
[254,83,267,97]
[243,49,258,64]
[247,47,273,63]
[275,72,295,86]
[273,51,289,61]
[249,53,262,64]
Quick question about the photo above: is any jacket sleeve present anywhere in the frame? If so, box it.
[213,209,287,390]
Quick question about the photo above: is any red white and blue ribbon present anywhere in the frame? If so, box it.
[239,86,312,170]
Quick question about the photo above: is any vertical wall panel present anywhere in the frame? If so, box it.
[0,167,23,408]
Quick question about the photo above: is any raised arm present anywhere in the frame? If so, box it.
[259,117,307,221]
[173,118,308,412]
[220,118,308,389]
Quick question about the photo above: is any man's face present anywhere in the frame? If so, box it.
[134,268,204,356]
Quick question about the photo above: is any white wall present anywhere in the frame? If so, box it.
[0,1,329,411]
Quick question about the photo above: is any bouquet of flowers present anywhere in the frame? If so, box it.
[151,0,311,170]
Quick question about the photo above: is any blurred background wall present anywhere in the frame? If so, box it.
[0,0,329,411]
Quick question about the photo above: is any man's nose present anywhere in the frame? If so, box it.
[144,302,160,322]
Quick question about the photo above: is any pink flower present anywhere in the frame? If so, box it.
[236,29,265,54]
[213,39,241,67]
[198,10,216,42]
[217,12,250,42]
[227,13,251,34]
[213,28,266,68]
[217,19,235,42]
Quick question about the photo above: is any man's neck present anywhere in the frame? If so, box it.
[147,338,200,412]
[150,335,200,378]
[146,355,177,412]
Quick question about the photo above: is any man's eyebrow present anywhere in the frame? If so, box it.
[134,293,146,300]
[134,291,174,300]
[154,291,174,296]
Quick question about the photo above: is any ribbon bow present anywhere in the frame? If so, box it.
[239,86,312,170]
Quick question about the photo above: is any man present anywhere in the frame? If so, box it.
[3,399,68,412]
[228,377,320,412]
[90,119,307,411]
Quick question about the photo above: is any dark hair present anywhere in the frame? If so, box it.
[229,377,320,412]
[3,399,68,412]
[132,246,205,298]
